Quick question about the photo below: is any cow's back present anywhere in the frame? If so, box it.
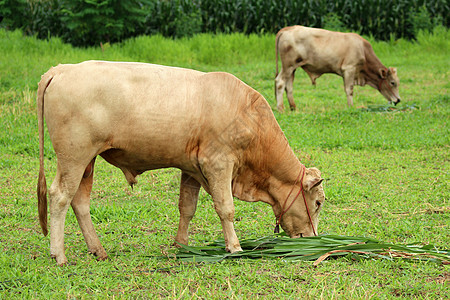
[46,61,206,119]
[279,26,365,74]
[45,61,243,136]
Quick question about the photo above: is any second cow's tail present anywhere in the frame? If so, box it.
[37,69,55,237]
[275,31,283,78]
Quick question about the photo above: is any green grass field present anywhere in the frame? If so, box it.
[0,27,449,298]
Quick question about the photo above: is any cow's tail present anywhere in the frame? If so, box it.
[275,30,283,77]
[37,69,54,237]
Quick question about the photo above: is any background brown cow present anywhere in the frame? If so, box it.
[275,26,401,111]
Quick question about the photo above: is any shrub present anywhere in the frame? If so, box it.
[143,0,202,38]
[59,0,151,47]
[408,5,443,36]
[0,0,29,30]
[27,0,64,39]
[322,13,346,32]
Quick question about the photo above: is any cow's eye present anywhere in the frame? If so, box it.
[316,200,322,208]
[390,81,396,87]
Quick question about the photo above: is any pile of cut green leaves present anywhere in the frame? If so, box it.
[360,103,419,112]
[172,234,449,265]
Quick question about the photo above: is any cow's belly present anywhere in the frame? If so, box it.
[100,148,181,171]
[99,146,204,187]
[302,63,340,77]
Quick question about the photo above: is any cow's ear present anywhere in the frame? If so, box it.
[304,177,323,191]
[389,67,397,75]
[379,68,388,79]
[303,168,323,191]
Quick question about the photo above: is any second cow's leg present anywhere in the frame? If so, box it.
[175,172,201,246]
[275,71,287,111]
[71,158,107,260]
[285,69,296,111]
[342,69,356,106]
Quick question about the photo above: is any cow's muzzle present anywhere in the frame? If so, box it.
[390,98,401,106]
[290,233,303,238]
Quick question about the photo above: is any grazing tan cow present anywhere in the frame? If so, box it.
[275,26,401,111]
[37,61,325,265]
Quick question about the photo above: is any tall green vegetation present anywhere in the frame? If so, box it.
[1,0,448,46]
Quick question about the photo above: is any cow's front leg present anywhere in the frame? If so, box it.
[71,158,107,261]
[343,70,355,106]
[175,172,201,246]
[206,164,242,253]
[213,193,242,253]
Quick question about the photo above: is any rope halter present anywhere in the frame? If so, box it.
[274,165,317,236]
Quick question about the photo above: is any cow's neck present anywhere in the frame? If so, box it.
[232,99,302,214]
[360,42,386,89]
[232,148,302,218]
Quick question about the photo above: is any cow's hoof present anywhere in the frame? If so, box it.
[56,258,69,266]
[173,241,187,248]
[93,252,108,261]
[51,253,69,266]
[173,237,188,248]
[88,247,108,260]
[96,255,108,261]
[226,244,243,253]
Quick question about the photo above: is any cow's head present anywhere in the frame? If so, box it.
[279,167,325,237]
[379,67,401,105]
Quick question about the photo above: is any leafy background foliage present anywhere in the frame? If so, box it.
[1,0,449,46]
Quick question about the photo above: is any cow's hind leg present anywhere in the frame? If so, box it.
[174,172,201,246]
[286,70,297,111]
[275,70,287,111]
[49,159,89,265]
[71,158,107,261]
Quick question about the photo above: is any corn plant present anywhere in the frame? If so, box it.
[0,0,448,46]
